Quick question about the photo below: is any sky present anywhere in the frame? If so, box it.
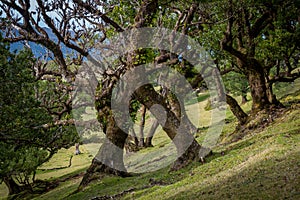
[29,0,61,27]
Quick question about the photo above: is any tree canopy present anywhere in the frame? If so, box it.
[0,36,78,195]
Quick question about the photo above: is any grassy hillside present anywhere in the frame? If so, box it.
[1,80,300,200]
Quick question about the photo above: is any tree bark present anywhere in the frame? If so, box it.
[129,126,139,146]
[3,176,21,195]
[75,143,81,155]
[241,93,248,104]
[221,5,277,115]
[168,93,181,118]
[125,125,139,153]
[138,105,146,147]
[226,94,248,125]
[80,82,205,188]
[145,119,159,147]
[169,94,198,134]
[79,115,128,189]
[266,82,283,107]
[246,62,272,114]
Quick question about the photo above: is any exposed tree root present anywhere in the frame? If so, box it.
[78,159,130,191]
[229,105,289,143]
[170,140,212,171]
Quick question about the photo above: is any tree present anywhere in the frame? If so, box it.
[182,0,300,126]
[0,37,78,195]
[219,0,300,113]
[78,1,211,187]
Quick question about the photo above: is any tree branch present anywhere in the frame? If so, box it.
[36,0,88,57]
[249,10,273,39]
[73,0,124,32]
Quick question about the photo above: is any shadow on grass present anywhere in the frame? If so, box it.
[185,93,210,106]
[163,149,300,200]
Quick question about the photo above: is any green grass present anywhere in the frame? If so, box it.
[1,88,300,200]
[39,107,299,200]
[132,109,300,200]
[0,144,94,199]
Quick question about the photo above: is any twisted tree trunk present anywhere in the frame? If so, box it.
[134,84,207,170]
[79,82,205,188]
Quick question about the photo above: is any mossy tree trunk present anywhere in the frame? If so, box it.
[247,66,272,114]
[80,82,205,188]
[220,2,281,117]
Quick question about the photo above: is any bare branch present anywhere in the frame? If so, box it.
[73,0,124,32]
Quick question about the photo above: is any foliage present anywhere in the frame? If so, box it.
[223,71,249,97]
[0,37,78,189]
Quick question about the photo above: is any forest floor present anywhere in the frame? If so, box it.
[1,79,300,200]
